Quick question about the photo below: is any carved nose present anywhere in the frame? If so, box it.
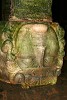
[14,73,25,84]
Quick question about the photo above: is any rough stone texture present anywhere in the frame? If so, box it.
[10,0,52,20]
[0,74,67,100]
[2,0,52,20]
[0,21,65,88]
[0,0,65,88]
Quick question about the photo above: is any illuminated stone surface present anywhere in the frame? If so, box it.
[0,0,65,88]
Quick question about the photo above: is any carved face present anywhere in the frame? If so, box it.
[0,22,65,88]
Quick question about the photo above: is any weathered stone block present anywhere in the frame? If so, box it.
[0,0,65,88]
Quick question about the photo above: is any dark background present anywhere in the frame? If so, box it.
[52,0,67,75]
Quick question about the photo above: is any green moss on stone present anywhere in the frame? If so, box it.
[12,0,52,19]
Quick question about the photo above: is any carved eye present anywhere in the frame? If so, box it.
[1,40,13,53]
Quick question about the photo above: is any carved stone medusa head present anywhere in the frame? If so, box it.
[0,0,65,88]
